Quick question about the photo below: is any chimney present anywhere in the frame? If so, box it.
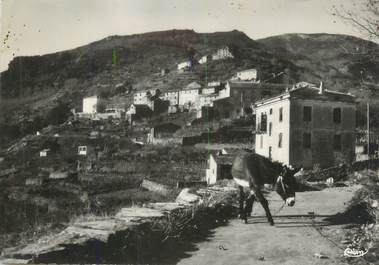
[318,81,324,94]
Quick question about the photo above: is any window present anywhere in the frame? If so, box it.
[303,133,311,149]
[278,133,283,148]
[333,134,342,151]
[269,108,273,115]
[303,106,312,122]
[333,108,341,124]
[259,113,267,133]
[269,146,272,159]
[279,107,283,122]
[269,122,272,136]
[260,135,263,148]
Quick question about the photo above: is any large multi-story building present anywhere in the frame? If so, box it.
[253,82,356,169]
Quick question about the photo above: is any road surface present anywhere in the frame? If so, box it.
[178,186,359,265]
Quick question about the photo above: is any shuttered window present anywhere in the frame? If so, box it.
[303,133,311,149]
[303,106,312,122]
[334,134,342,151]
[333,108,341,124]
[269,122,272,136]
[278,133,283,148]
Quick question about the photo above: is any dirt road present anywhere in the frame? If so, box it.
[177,186,360,265]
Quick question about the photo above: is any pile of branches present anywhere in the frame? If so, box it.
[159,187,238,242]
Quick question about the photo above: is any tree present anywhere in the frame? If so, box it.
[332,0,379,67]
[46,102,71,125]
[332,0,379,40]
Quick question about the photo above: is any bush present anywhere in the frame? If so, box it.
[46,102,71,125]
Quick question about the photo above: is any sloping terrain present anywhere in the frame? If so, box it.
[1,30,379,146]
[257,33,379,93]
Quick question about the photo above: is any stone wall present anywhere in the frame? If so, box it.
[300,158,379,182]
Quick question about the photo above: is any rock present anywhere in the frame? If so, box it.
[145,202,186,212]
[314,252,328,259]
[176,188,201,204]
[115,207,165,221]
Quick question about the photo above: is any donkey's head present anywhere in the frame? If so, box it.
[275,165,301,207]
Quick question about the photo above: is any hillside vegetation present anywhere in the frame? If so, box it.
[1,30,379,146]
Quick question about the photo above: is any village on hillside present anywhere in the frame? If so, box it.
[0,35,378,265]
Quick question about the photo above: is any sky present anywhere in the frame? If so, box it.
[0,0,363,71]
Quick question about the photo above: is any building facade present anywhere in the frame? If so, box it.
[212,47,234,61]
[254,83,356,169]
[161,91,179,106]
[83,96,99,114]
[177,60,192,72]
[205,153,234,185]
[233,69,258,82]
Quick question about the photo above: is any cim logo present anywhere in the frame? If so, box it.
[343,247,368,258]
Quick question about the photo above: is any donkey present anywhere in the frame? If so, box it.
[231,151,300,225]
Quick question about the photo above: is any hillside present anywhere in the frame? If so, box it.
[0,29,300,145]
[257,33,379,93]
[1,30,379,146]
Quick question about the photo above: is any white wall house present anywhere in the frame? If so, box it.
[133,91,150,105]
[199,55,209,64]
[212,47,234,61]
[39,149,50,157]
[160,91,179,106]
[83,96,99,114]
[177,61,192,72]
[205,153,234,185]
[254,83,356,169]
[178,82,201,108]
[233,69,258,82]
[78,146,87,156]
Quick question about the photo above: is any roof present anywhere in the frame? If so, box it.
[152,122,181,132]
[254,83,356,106]
[237,68,257,73]
[133,104,152,113]
[185,81,202,90]
[84,95,99,100]
[211,154,235,165]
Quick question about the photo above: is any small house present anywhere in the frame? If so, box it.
[206,153,235,185]
[127,104,153,120]
[78,146,87,156]
[25,177,44,186]
[199,55,211,64]
[147,123,181,144]
[232,69,258,82]
[161,91,179,106]
[39,149,50,157]
[177,60,192,72]
[49,171,68,180]
[178,82,201,108]
[83,95,99,114]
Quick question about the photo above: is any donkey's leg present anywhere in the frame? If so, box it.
[238,186,245,220]
[245,193,255,217]
[255,189,274,226]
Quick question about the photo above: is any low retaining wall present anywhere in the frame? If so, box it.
[301,158,379,182]
[141,179,171,196]
[1,186,238,264]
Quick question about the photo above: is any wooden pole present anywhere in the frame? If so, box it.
[367,102,370,169]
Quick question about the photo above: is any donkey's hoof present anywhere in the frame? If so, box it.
[269,221,275,226]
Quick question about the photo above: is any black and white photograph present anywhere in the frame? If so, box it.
[0,0,378,264]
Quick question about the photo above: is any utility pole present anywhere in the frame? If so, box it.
[367,102,370,168]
